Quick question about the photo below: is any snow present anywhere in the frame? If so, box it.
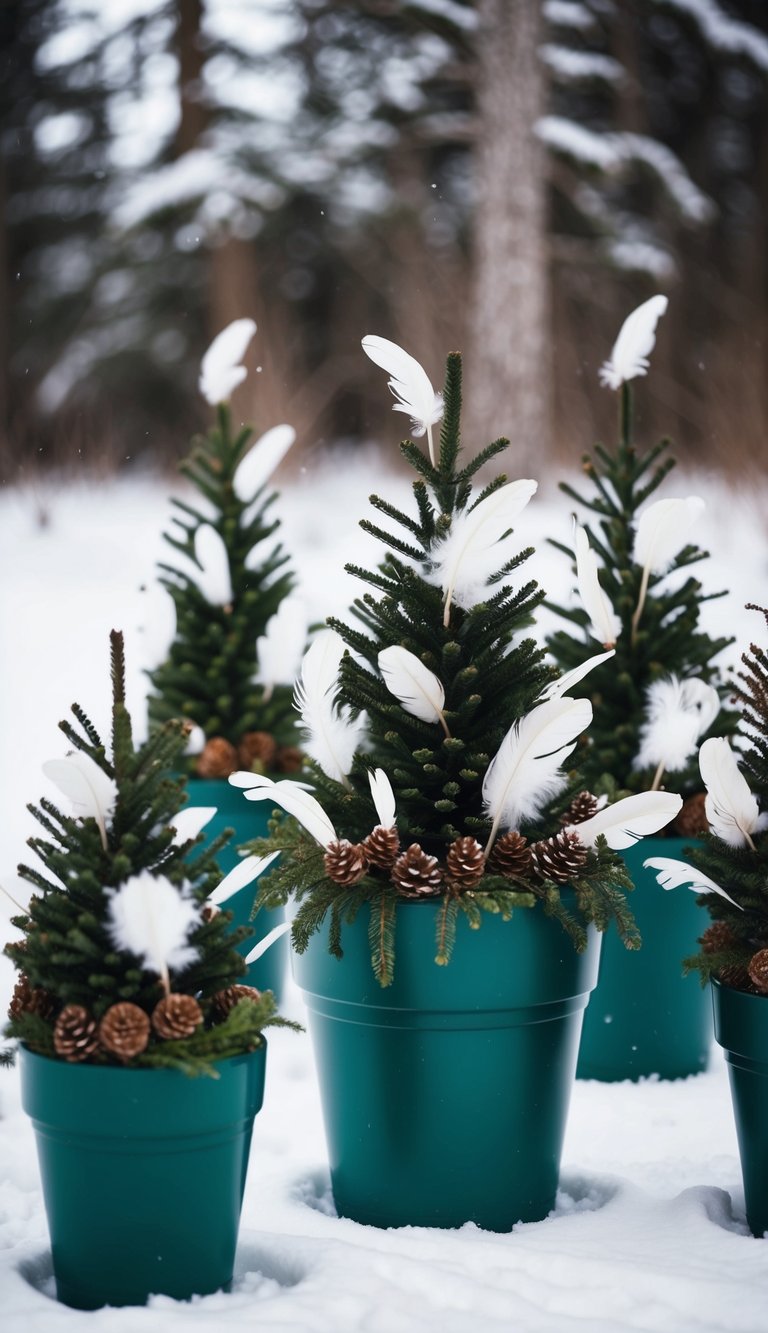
[2,459,768,1329]
[660,0,768,74]
[540,44,623,83]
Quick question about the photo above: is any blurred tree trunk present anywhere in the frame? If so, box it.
[173,0,206,157]
[466,0,549,463]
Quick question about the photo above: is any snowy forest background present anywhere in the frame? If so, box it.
[2,0,768,484]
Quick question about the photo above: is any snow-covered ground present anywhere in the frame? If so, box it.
[1,459,768,1331]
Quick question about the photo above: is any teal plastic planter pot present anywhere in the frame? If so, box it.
[20,1043,266,1309]
[293,898,600,1231]
[186,776,286,996]
[712,979,768,1238]
[577,836,711,1082]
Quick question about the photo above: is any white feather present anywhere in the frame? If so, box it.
[599,294,668,390]
[633,496,705,575]
[193,524,233,606]
[427,480,538,625]
[199,318,257,405]
[255,597,308,699]
[361,335,443,460]
[169,806,217,845]
[43,753,117,852]
[234,424,296,503]
[138,585,176,669]
[184,724,206,756]
[571,791,683,850]
[540,649,616,701]
[378,645,448,733]
[244,920,291,966]
[106,871,199,991]
[231,773,337,848]
[368,769,397,828]
[699,736,768,850]
[294,631,364,783]
[634,676,720,775]
[643,856,742,909]
[483,697,593,849]
[575,525,621,648]
[208,852,281,906]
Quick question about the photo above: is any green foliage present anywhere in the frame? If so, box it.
[147,404,297,751]
[547,384,734,796]
[4,631,293,1071]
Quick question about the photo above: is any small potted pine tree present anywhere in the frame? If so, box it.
[4,631,296,1310]
[146,319,306,991]
[646,605,768,1236]
[231,339,681,1232]
[547,296,735,1081]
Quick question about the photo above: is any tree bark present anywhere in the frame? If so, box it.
[466,0,550,464]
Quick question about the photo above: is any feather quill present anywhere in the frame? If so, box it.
[540,649,615,701]
[368,768,397,828]
[427,480,538,626]
[378,645,449,736]
[245,920,291,966]
[362,334,444,465]
[643,856,742,908]
[599,294,668,390]
[193,524,233,606]
[255,597,308,701]
[570,791,683,850]
[199,318,257,405]
[169,806,217,846]
[106,871,199,993]
[483,697,593,852]
[699,736,768,851]
[294,631,364,785]
[234,424,296,503]
[634,675,720,785]
[229,773,337,848]
[43,753,117,851]
[575,525,620,648]
[208,852,281,906]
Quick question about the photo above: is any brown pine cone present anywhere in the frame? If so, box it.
[152,993,204,1040]
[392,843,443,897]
[53,1005,100,1063]
[445,836,485,889]
[237,730,277,773]
[275,745,304,775]
[362,825,400,870]
[195,736,239,779]
[99,1003,151,1062]
[718,961,753,992]
[488,831,532,879]
[324,839,368,886]
[530,830,588,884]
[748,949,768,995]
[560,792,600,826]
[201,902,220,923]
[673,792,709,838]
[212,983,262,1020]
[700,921,735,954]
[8,973,55,1022]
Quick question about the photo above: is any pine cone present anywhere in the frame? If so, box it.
[560,791,600,826]
[99,1003,151,1062]
[530,830,588,884]
[362,825,400,870]
[195,736,239,779]
[275,745,304,775]
[488,831,532,879]
[673,792,709,837]
[445,836,485,889]
[700,921,735,954]
[718,961,753,992]
[8,973,55,1022]
[212,983,262,1020]
[53,1005,100,1063]
[201,902,220,923]
[324,839,368,886]
[237,730,277,773]
[152,993,204,1040]
[392,844,443,897]
[748,949,768,995]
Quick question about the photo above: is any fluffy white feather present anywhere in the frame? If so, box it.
[256,596,308,700]
[106,871,199,992]
[244,920,291,966]
[193,524,233,606]
[571,791,683,850]
[378,645,449,736]
[368,768,397,828]
[699,736,768,850]
[199,318,257,405]
[234,424,296,503]
[208,852,281,906]
[426,480,538,626]
[540,649,615,701]
[169,806,217,846]
[230,773,337,848]
[643,856,742,908]
[294,631,364,785]
[362,334,444,464]
[634,676,720,780]
[599,294,668,390]
[575,525,621,648]
[43,752,117,851]
[483,697,593,851]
